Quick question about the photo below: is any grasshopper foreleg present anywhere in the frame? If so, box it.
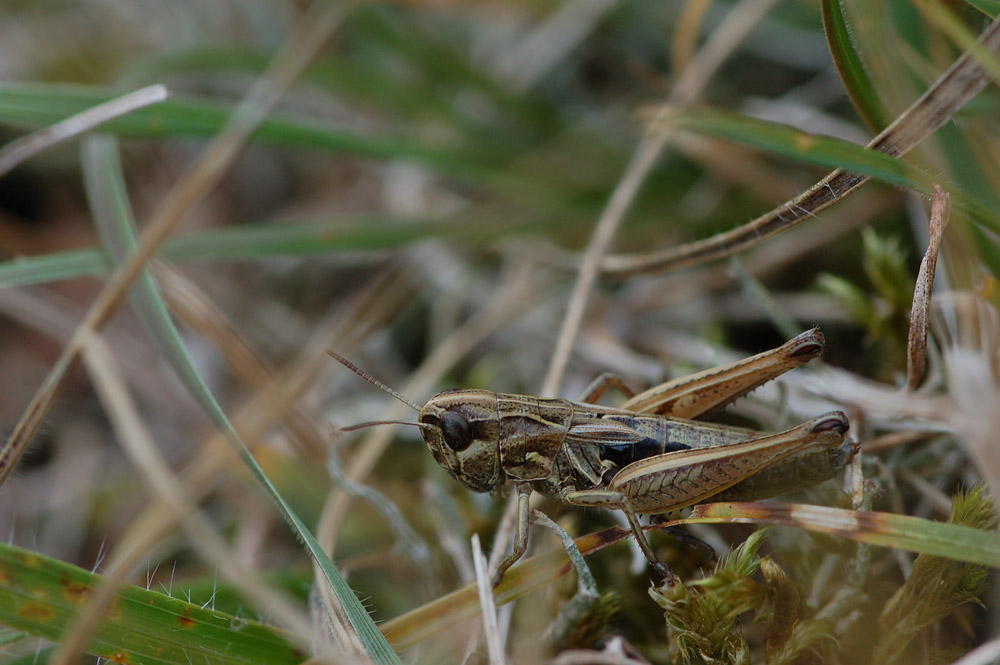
[493,482,533,586]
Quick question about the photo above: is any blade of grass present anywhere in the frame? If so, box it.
[0,544,304,665]
[0,83,595,216]
[129,41,560,151]
[907,185,950,389]
[74,330,317,664]
[0,83,478,177]
[82,135,401,664]
[966,0,1000,18]
[0,249,112,287]
[0,209,561,288]
[652,107,997,226]
[128,49,466,128]
[0,633,29,648]
[0,84,168,177]
[822,0,891,131]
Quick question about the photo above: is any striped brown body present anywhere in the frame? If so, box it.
[338,328,856,582]
[418,390,853,512]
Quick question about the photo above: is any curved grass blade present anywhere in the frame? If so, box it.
[0,84,168,178]
[822,0,891,131]
[82,136,401,665]
[0,83,477,179]
[652,107,996,225]
[0,544,304,665]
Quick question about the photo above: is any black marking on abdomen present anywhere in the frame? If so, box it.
[600,436,689,469]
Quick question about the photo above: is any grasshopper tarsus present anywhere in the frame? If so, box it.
[656,565,676,583]
[659,522,719,564]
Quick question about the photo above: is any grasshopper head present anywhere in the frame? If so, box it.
[418,389,502,493]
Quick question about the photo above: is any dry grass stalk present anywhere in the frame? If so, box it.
[907,185,950,390]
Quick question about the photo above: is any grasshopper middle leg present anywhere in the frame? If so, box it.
[577,372,637,404]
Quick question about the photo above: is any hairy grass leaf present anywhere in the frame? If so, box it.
[0,544,303,665]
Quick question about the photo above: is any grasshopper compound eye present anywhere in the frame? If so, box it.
[441,411,473,451]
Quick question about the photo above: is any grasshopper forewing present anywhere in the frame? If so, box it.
[330,329,856,584]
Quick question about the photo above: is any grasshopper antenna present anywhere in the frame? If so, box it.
[338,419,433,433]
[327,350,423,412]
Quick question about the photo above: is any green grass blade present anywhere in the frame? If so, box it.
[0,83,594,214]
[0,212,532,287]
[0,83,478,179]
[822,0,892,131]
[0,544,304,665]
[658,107,1000,231]
[966,0,1000,18]
[0,249,111,286]
[128,48,465,127]
[81,136,401,665]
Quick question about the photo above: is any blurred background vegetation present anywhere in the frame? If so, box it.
[0,1,999,663]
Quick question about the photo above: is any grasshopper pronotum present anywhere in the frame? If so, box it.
[331,329,856,583]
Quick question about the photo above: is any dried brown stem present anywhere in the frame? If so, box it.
[907,185,950,390]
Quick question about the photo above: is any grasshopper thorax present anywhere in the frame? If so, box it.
[418,389,502,493]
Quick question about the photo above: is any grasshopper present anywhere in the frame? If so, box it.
[331,329,856,583]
